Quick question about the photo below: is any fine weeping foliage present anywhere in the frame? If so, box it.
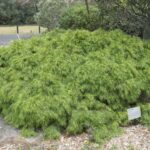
[0,29,150,143]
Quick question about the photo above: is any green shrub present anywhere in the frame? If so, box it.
[43,126,60,140]
[0,29,150,143]
[59,4,100,31]
[67,109,121,143]
[21,128,37,137]
[140,104,150,127]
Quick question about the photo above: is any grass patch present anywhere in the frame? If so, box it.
[0,25,46,34]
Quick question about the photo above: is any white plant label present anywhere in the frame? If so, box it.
[127,106,141,120]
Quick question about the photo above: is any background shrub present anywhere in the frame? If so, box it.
[59,4,100,31]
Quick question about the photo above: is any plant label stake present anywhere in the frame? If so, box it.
[127,106,141,120]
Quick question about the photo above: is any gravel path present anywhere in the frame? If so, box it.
[0,118,19,142]
[0,125,149,150]
[0,34,36,46]
[0,34,18,45]
[103,125,150,150]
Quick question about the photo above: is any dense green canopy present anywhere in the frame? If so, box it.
[0,0,37,25]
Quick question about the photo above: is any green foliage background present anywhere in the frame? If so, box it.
[96,0,150,38]
[35,0,66,30]
[59,4,100,31]
[0,29,149,142]
[0,0,37,25]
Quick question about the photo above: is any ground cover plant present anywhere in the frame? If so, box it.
[0,29,150,143]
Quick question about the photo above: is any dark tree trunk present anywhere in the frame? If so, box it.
[85,0,90,15]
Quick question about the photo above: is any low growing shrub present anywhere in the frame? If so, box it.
[140,103,150,127]
[21,128,37,137]
[0,29,149,142]
[43,126,61,140]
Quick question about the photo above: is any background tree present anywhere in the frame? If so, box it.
[95,0,150,38]
[35,0,66,30]
[127,0,150,38]
[16,0,38,24]
[85,0,90,14]
[0,0,39,25]
[0,0,18,25]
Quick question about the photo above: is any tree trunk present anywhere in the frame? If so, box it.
[85,0,90,15]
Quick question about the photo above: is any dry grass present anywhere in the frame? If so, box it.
[0,25,47,34]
